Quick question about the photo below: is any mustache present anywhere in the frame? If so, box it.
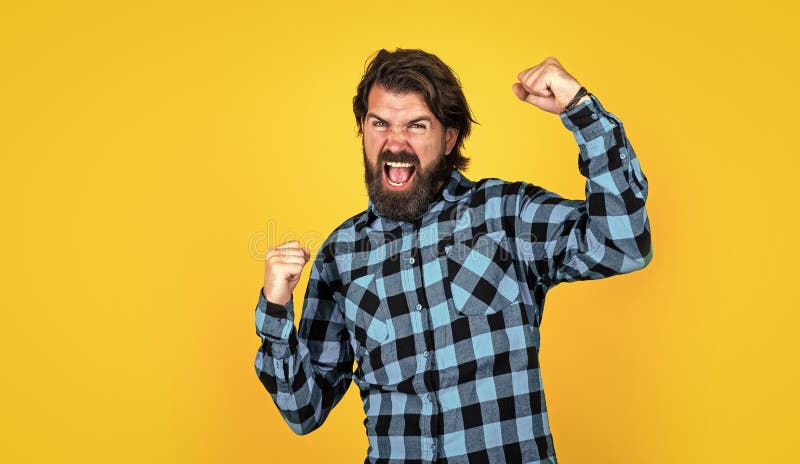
[378,150,419,166]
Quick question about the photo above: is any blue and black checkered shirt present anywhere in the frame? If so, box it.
[255,96,652,463]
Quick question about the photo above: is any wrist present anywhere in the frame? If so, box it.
[262,287,290,307]
[561,86,589,113]
[258,287,292,319]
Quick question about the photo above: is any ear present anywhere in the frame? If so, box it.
[444,127,459,155]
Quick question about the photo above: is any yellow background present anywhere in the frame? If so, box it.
[2,1,797,462]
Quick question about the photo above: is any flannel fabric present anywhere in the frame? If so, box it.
[255,95,652,463]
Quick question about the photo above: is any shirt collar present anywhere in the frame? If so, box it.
[354,169,474,231]
[441,169,475,202]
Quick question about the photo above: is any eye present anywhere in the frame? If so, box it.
[371,120,387,127]
[409,123,428,130]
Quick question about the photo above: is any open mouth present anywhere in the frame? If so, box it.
[383,161,417,189]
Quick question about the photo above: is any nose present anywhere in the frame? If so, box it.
[384,127,409,153]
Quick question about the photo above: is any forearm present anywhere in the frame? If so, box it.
[254,292,351,435]
[558,95,652,278]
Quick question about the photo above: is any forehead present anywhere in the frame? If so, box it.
[367,85,435,120]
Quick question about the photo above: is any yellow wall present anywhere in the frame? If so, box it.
[2,1,797,462]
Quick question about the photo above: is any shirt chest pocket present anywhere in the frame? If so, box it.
[342,274,389,354]
[443,232,520,316]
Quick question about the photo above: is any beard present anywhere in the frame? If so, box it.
[363,146,452,223]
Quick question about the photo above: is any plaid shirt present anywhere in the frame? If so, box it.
[255,95,652,463]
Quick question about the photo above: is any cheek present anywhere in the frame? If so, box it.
[364,128,385,143]
[364,134,386,154]
[410,141,440,167]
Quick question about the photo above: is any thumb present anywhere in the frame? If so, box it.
[511,83,528,101]
[514,83,559,112]
[526,94,559,111]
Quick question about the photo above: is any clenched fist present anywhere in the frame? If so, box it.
[512,57,590,114]
[262,240,311,306]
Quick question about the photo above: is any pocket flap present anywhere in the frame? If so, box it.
[446,233,520,315]
[344,274,388,348]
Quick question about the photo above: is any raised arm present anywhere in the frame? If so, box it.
[254,240,353,434]
[512,58,652,286]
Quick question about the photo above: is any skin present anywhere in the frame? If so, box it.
[363,84,459,193]
[262,241,310,306]
[512,57,590,113]
[263,57,588,306]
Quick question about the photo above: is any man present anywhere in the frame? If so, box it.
[255,49,651,463]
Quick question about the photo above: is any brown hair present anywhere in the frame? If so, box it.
[353,48,476,171]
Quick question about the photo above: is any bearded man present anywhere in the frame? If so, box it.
[255,49,652,463]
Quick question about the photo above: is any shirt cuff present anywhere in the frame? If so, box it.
[255,288,295,342]
[559,94,619,132]
[261,289,291,318]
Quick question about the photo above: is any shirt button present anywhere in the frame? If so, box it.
[591,113,599,120]
[423,351,430,358]
[620,152,627,159]
[416,304,423,311]
[409,257,415,264]
[430,444,436,452]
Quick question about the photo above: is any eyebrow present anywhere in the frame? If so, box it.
[365,112,387,123]
[365,113,434,125]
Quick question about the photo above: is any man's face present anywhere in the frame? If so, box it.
[362,85,458,222]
